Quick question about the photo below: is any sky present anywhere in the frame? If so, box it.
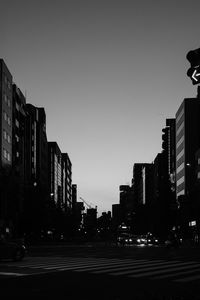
[1,0,200,215]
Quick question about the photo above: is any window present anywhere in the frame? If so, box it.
[3,148,7,159]
[3,112,11,126]
[7,134,11,143]
[7,152,11,161]
[4,93,11,107]
[3,111,7,121]
[15,119,19,128]
[3,148,11,162]
[16,102,20,111]
[7,116,11,126]
[15,135,19,142]
[3,130,11,143]
[3,130,7,140]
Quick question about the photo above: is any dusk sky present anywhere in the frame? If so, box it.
[1,0,200,215]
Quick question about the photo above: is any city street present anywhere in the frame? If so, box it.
[1,244,200,299]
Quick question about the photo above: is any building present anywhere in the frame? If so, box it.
[165,118,176,191]
[176,97,200,201]
[0,59,13,232]
[141,164,155,206]
[22,104,48,236]
[62,153,72,212]
[132,163,153,206]
[0,59,12,170]
[12,84,27,235]
[48,142,62,208]
[175,96,200,238]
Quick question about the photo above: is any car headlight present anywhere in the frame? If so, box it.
[137,239,141,243]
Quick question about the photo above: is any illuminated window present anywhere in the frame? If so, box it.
[3,148,11,161]
[15,119,19,128]
[15,135,19,142]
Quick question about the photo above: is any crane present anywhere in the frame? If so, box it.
[79,197,95,210]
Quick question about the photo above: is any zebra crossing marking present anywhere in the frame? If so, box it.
[128,262,200,278]
[90,260,181,274]
[152,268,200,280]
[3,256,200,283]
[74,259,159,273]
[110,261,197,277]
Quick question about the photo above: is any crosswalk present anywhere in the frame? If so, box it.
[2,256,200,282]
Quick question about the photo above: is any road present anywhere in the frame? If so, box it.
[1,243,200,299]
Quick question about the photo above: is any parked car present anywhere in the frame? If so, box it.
[0,238,26,261]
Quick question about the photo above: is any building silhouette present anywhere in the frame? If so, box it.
[176,94,200,238]
[176,97,200,200]
[12,84,27,235]
[0,59,74,239]
[61,153,72,212]
[0,59,13,233]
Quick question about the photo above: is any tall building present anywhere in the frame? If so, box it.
[72,184,77,211]
[23,104,48,235]
[132,163,153,206]
[176,97,200,200]
[12,84,27,235]
[48,142,62,208]
[0,59,12,169]
[164,119,176,190]
[0,59,13,232]
[62,153,72,212]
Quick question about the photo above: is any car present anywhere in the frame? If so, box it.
[117,233,134,245]
[0,238,26,261]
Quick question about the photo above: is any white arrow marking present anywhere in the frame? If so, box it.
[192,69,200,82]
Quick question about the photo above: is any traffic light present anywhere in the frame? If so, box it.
[186,48,200,85]
[186,48,200,66]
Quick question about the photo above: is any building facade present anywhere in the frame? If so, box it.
[176,98,200,200]
[12,84,27,235]
[0,60,13,232]
[0,59,12,170]
[48,142,62,208]
[62,153,72,212]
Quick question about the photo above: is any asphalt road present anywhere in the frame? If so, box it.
[1,243,200,299]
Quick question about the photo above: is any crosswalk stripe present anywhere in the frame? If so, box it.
[44,259,135,270]
[59,260,144,271]
[7,257,149,268]
[152,268,200,280]
[128,263,200,278]
[92,260,183,275]
[23,258,110,268]
[0,272,26,276]
[74,259,160,273]
[3,256,200,283]
[9,257,110,267]
[110,261,197,276]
